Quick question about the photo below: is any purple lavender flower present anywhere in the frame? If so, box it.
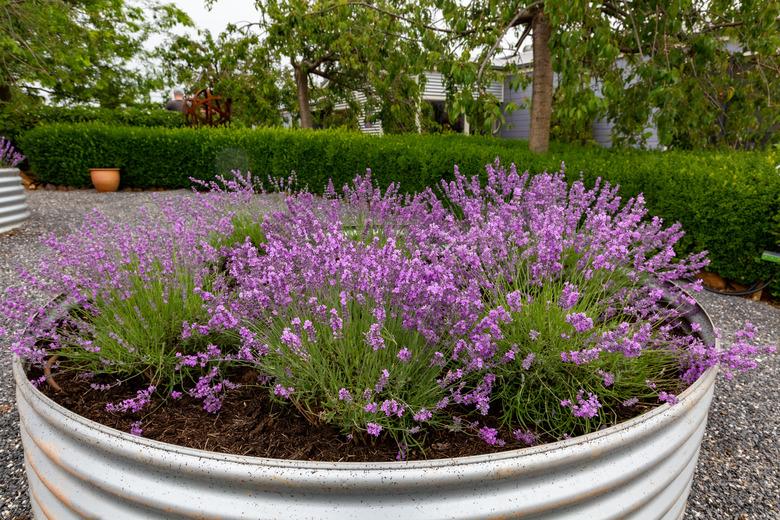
[561,390,602,419]
[105,386,156,414]
[597,370,615,387]
[658,391,678,405]
[0,136,24,168]
[529,329,540,341]
[280,328,303,352]
[506,291,523,313]
[329,309,343,338]
[273,384,294,399]
[565,312,594,333]
[397,347,412,362]
[560,347,601,365]
[366,422,383,437]
[512,429,536,446]
[713,322,777,381]
[559,282,580,310]
[129,421,143,437]
[521,352,535,370]
[502,348,516,362]
[302,320,316,342]
[188,368,229,413]
[413,408,432,422]
[478,426,504,446]
[374,369,390,393]
[622,397,639,407]
[338,388,353,402]
[365,323,385,351]
[380,399,405,417]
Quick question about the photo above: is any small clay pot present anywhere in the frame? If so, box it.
[89,168,120,192]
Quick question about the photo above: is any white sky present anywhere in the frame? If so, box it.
[173,0,259,36]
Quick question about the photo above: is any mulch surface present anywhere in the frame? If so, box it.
[36,369,531,462]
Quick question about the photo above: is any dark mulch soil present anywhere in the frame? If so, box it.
[36,368,538,462]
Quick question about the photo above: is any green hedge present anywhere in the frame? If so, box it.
[1,105,184,144]
[20,123,780,290]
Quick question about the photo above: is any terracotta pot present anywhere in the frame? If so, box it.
[89,168,120,192]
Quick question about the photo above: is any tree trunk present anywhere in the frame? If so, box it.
[294,64,314,129]
[0,84,12,103]
[529,11,553,153]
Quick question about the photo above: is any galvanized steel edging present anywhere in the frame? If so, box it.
[15,302,719,520]
[0,167,30,234]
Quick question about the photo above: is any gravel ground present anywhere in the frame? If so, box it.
[1,190,779,519]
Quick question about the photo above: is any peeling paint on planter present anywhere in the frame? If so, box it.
[0,168,30,234]
[15,305,718,520]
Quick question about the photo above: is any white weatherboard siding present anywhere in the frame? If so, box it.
[588,60,661,149]
[358,115,384,135]
[592,118,613,148]
[499,75,533,140]
[592,117,660,149]
[422,72,504,102]
[500,71,661,149]
[334,73,503,136]
[332,69,661,147]
[334,92,384,135]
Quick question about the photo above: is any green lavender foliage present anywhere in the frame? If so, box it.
[247,288,450,446]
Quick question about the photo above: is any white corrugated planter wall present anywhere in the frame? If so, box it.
[0,168,30,234]
[15,306,718,520]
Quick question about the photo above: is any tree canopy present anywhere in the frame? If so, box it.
[156,28,293,126]
[2,0,776,150]
[429,0,780,150]
[237,0,433,129]
[0,0,191,107]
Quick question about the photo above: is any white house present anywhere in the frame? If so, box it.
[333,49,665,148]
[334,72,504,136]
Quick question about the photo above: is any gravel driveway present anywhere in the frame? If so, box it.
[1,190,778,519]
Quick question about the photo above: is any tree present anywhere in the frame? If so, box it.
[233,0,430,129]
[0,0,191,107]
[157,29,293,127]
[601,1,780,149]
[430,1,779,151]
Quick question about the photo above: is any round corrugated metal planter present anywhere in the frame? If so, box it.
[0,167,30,234]
[15,304,718,520]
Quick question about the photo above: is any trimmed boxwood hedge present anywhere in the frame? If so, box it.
[1,106,184,144]
[20,123,780,290]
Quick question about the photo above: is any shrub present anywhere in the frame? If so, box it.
[20,124,780,290]
[0,105,184,144]
[2,168,773,452]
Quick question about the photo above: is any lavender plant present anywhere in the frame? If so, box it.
[1,164,774,452]
[0,136,24,168]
